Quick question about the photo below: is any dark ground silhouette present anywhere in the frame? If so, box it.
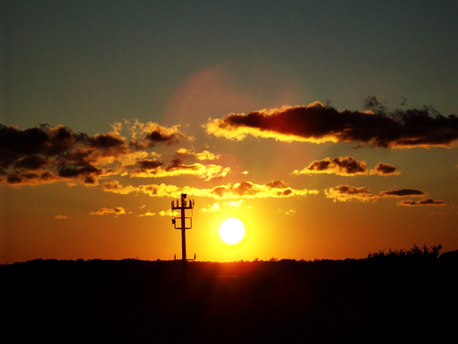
[2,251,457,343]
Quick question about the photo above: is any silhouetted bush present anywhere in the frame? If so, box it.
[367,243,442,260]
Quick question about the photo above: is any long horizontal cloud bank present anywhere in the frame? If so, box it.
[103,180,318,199]
[205,98,458,148]
[102,179,444,207]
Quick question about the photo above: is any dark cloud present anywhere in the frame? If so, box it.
[325,185,375,202]
[145,130,184,145]
[379,189,426,197]
[371,163,400,176]
[136,159,163,169]
[0,122,190,186]
[266,180,288,188]
[103,180,123,192]
[5,171,60,186]
[130,125,188,149]
[45,125,76,154]
[58,164,102,179]
[87,133,125,149]
[398,198,446,206]
[265,180,294,196]
[294,157,367,176]
[128,149,230,181]
[212,181,257,198]
[57,164,95,178]
[0,124,49,161]
[13,155,50,170]
[362,96,388,114]
[294,158,399,177]
[205,98,458,148]
[102,180,137,195]
[165,157,199,172]
[131,159,164,175]
[0,124,121,185]
[325,185,427,202]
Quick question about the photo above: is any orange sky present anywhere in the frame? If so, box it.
[2,1,458,264]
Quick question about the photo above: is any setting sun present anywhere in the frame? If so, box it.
[219,217,246,245]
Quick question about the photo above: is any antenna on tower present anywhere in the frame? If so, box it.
[171,193,195,281]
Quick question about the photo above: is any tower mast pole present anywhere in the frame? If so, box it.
[180,195,187,279]
[171,193,194,283]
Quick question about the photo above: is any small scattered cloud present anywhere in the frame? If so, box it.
[201,200,246,212]
[126,120,192,149]
[398,198,446,206]
[325,185,375,203]
[102,180,138,194]
[126,148,229,181]
[159,209,178,216]
[201,203,221,213]
[137,211,155,217]
[162,148,227,180]
[171,147,220,161]
[325,185,427,203]
[370,163,400,176]
[278,209,296,215]
[89,207,126,216]
[225,200,245,208]
[162,161,230,181]
[54,215,70,220]
[293,157,367,176]
[192,149,220,161]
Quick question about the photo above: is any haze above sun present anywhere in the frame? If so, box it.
[219,218,246,245]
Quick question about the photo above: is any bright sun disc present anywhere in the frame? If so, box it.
[219,217,246,245]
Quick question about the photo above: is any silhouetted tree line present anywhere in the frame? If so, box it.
[2,247,457,343]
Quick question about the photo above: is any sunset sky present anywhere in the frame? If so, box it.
[2,0,458,264]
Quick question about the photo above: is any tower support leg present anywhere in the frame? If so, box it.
[181,228,187,282]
